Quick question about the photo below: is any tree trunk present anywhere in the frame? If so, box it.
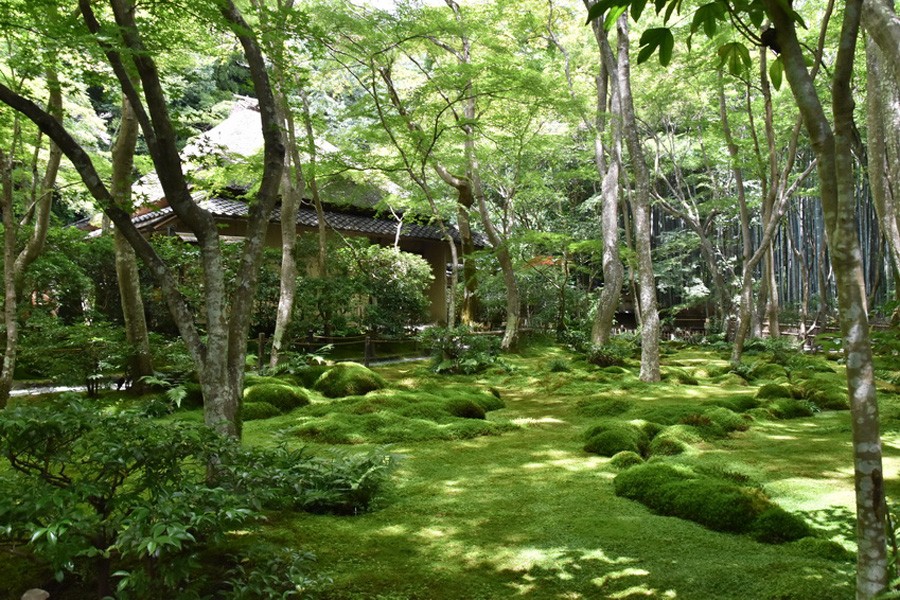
[766,1,888,595]
[0,69,62,408]
[589,20,625,346]
[614,16,659,381]
[110,98,153,391]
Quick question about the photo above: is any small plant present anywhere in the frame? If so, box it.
[586,336,636,368]
[418,325,501,375]
[547,357,571,372]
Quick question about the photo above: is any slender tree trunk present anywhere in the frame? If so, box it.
[590,20,625,345]
[766,1,888,594]
[614,16,659,381]
[0,69,62,408]
[111,98,153,391]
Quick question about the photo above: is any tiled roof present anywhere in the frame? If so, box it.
[136,197,485,246]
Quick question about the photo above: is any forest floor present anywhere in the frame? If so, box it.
[234,343,900,600]
[5,342,900,599]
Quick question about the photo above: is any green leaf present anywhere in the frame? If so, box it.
[605,5,628,29]
[717,42,752,76]
[586,0,621,23]
[691,3,723,38]
[638,28,675,67]
[631,0,648,21]
[769,56,783,90]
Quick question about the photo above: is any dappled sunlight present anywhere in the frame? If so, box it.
[766,478,855,512]
[511,416,568,427]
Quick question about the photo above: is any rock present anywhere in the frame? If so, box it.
[22,590,50,600]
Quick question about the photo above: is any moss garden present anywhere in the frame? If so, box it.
[5,340,900,600]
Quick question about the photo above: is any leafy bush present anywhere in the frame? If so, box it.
[0,398,253,596]
[313,362,387,398]
[242,401,281,421]
[586,336,636,367]
[756,383,793,400]
[610,451,644,469]
[547,357,571,372]
[418,325,501,375]
[243,383,311,412]
[661,367,699,385]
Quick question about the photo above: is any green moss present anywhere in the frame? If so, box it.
[244,374,295,388]
[292,365,331,388]
[613,462,696,501]
[609,451,644,469]
[703,407,750,434]
[768,398,816,419]
[241,401,281,421]
[750,362,788,381]
[243,383,310,413]
[575,397,633,417]
[314,362,387,398]
[751,508,814,544]
[786,538,854,561]
[702,395,759,413]
[755,383,793,400]
[711,372,749,387]
[444,397,486,419]
[583,420,648,457]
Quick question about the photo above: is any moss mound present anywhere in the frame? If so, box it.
[314,362,387,398]
[241,401,281,421]
[768,398,816,419]
[576,397,634,417]
[445,397,486,419]
[751,508,815,543]
[703,395,759,413]
[790,372,849,410]
[583,420,648,457]
[243,383,311,413]
[756,383,793,400]
[646,424,701,456]
[786,538,853,561]
[244,374,296,388]
[614,462,812,541]
[610,451,644,469]
[291,365,331,388]
[292,386,510,444]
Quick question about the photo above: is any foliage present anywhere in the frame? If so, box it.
[418,326,501,375]
[0,397,250,594]
[585,336,637,368]
[243,384,311,413]
[313,362,387,398]
[16,314,129,384]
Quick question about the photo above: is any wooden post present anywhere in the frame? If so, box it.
[364,335,373,367]
[258,333,266,373]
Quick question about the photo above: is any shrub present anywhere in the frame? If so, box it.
[445,397,487,420]
[0,399,255,596]
[662,367,699,385]
[547,358,571,372]
[418,325,501,374]
[756,383,793,400]
[751,508,814,543]
[610,451,644,469]
[242,402,281,421]
[314,362,387,398]
[586,337,636,368]
[243,383,311,413]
